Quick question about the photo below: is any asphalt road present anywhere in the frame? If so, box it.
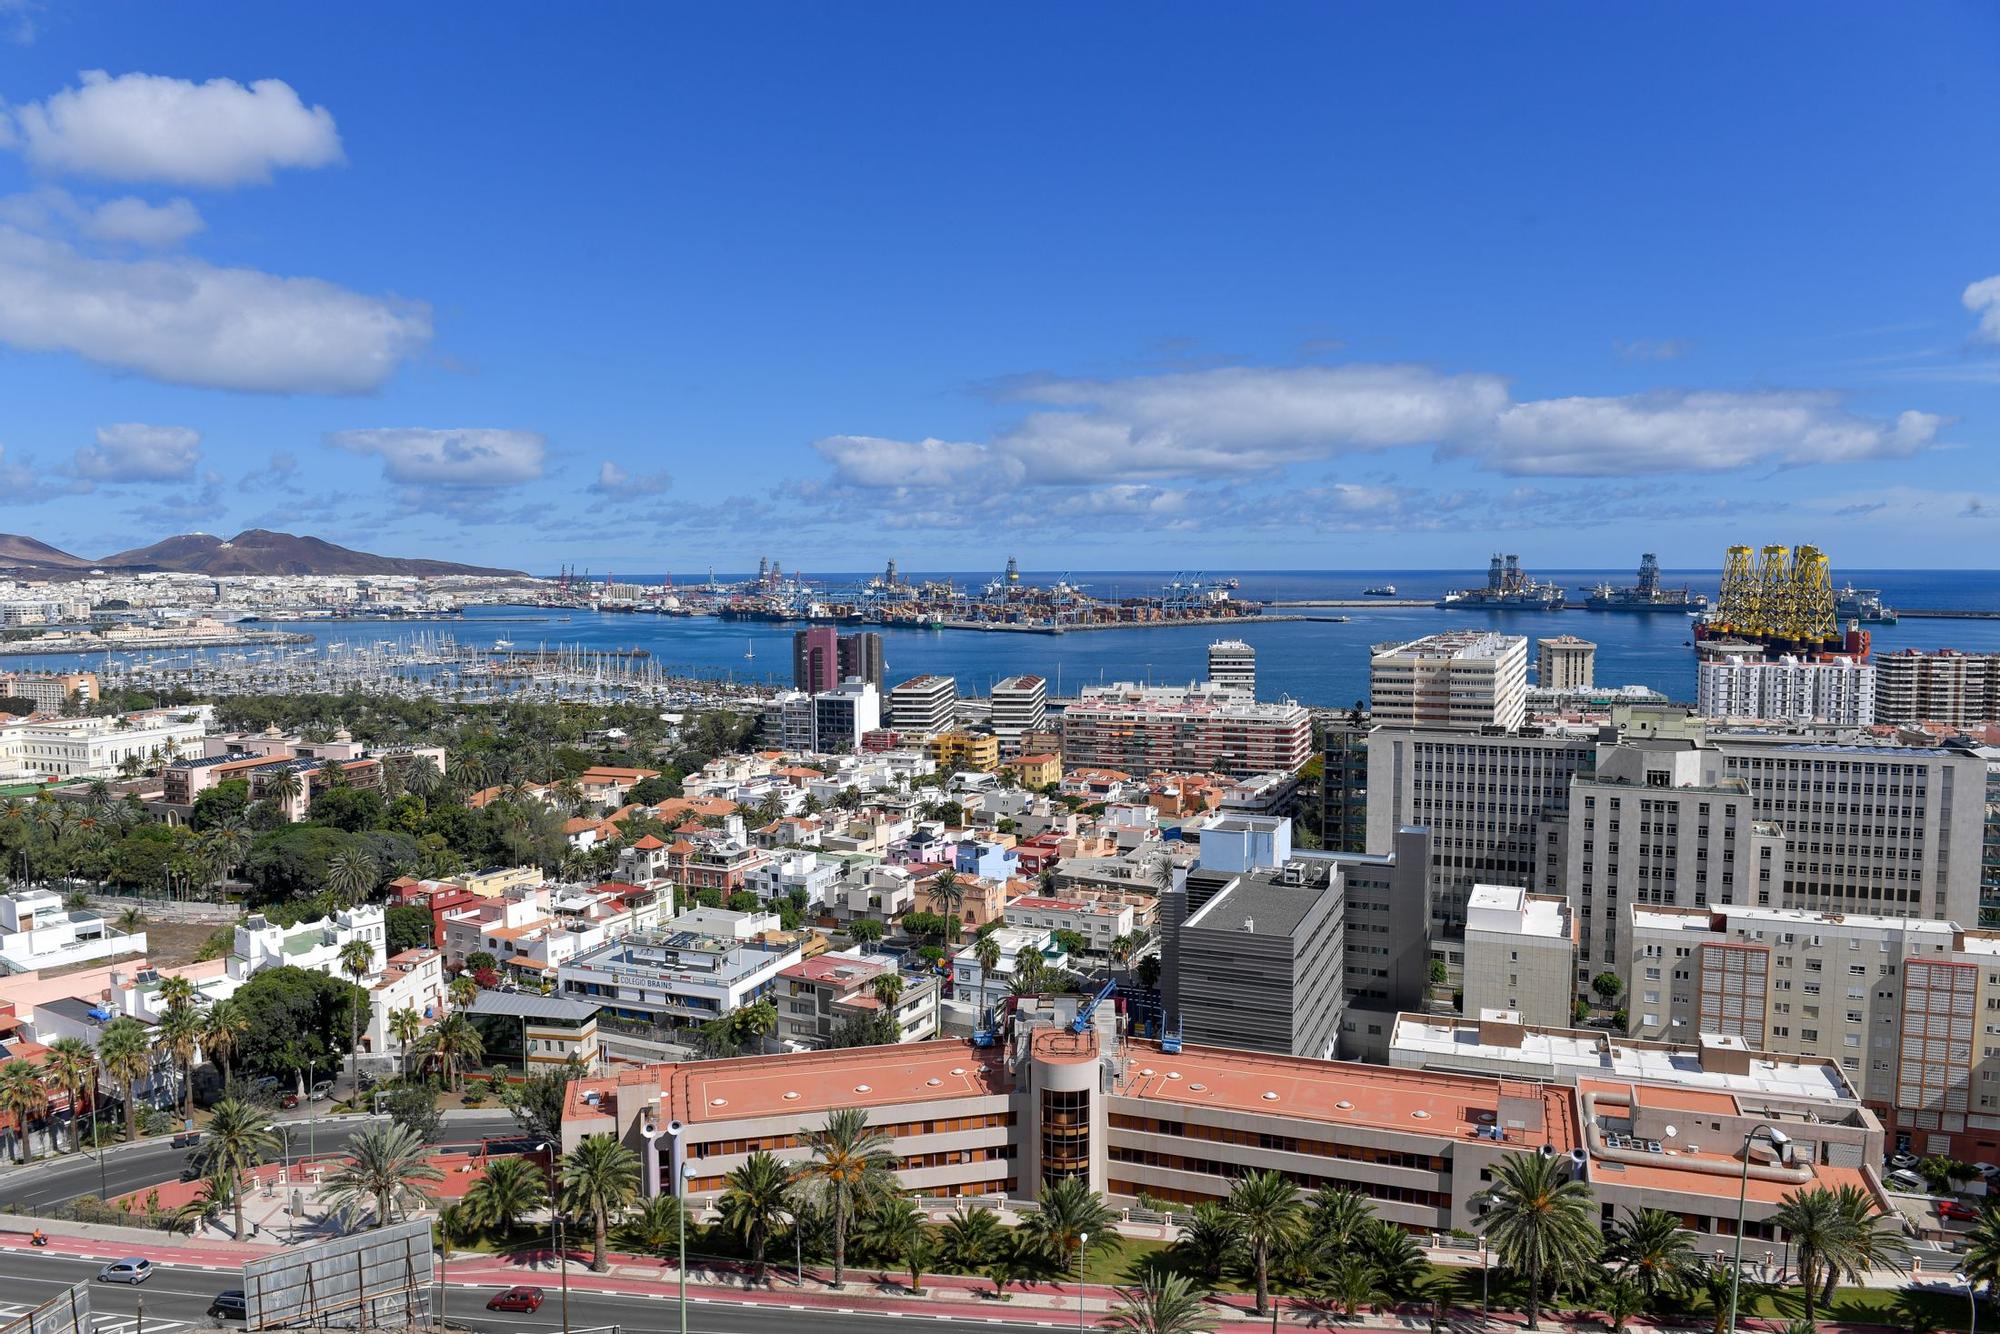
[0,1113,523,1213]
[0,1251,1070,1334]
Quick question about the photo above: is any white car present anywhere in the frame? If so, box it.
[1976,1162,2000,1181]
[1886,1169,1928,1194]
[97,1259,151,1286]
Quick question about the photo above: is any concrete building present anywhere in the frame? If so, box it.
[989,675,1048,750]
[229,905,384,981]
[0,706,211,780]
[0,890,145,975]
[1696,653,1875,725]
[1536,636,1596,691]
[1206,639,1255,696]
[1369,632,1527,732]
[928,730,1000,772]
[465,990,601,1070]
[947,926,1066,1007]
[1162,859,1343,1059]
[800,681,880,754]
[557,928,801,1033]
[1003,896,1135,956]
[1062,685,1310,778]
[888,675,957,737]
[0,672,98,713]
[775,952,938,1048]
[1874,649,2000,728]
[1461,885,1576,1029]
[1319,721,1369,854]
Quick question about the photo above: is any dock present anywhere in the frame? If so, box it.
[1896,609,2000,620]
[1267,598,1434,608]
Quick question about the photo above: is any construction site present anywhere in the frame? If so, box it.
[1694,542,1873,662]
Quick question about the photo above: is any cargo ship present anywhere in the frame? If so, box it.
[1583,553,1708,613]
[1834,583,1897,625]
[1363,584,1396,596]
[1437,554,1566,610]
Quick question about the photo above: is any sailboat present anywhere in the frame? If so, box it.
[744,639,755,661]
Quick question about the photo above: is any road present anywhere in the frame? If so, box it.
[0,1114,523,1212]
[0,1251,1071,1334]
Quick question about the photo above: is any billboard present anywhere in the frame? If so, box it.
[0,1281,90,1334]
[243,1218,434,1330]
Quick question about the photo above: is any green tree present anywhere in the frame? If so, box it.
[0,1058,47,1162]
[339,938,374,1094]
[384,1083,444,1146]
[1226,1169,1305,1317]
[975,933,1002,1020]
[562,1133,641,1272]
[463,1154,548,1237]
[1321,1253,1377,1318]
[797,1107,897,1288]
[154,1003,204,1121]
[1963,1201,2000,1296]
[97,1017,151,1144]
[1592,972,1624,1003]
[857,1195,931,1292]
[426,1012,484,1091]
[44,1036,97,1154]
[1023,1175,1118,1268]
[1599,1275,1647,1334]
[317,1122,442,1228]
[1607,1207,1697,1304]
[1475,1151,1602,1331]
[202,1099,278,1240]
[500,1056,585,1144]
[926,870,966,942]
[385,905,434,954]
[717,1150,795,1282]
[231,966,366,1081]
[201,998,250,1089]
[1102,1271,1218,1334]
[1172,1202,1240,1284]
[846,918,886,946]
[389,1008,424,1081]
[935,1205,1003,1275]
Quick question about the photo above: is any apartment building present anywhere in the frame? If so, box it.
[1461,885,1576,1030]
[1623,902,2000,1160]
[947,926,1067,1008]
[0,890,145,975]
[1368,632,1528,732]
[1062,684,1310,778]
[558,928,801,1031]
[1206,640,1255,696]
[888,675,958,737]
[775,952,938,1048]
[989,676,1048,752]
[0,672,98,712]
[0,706,212,780]
[929,730,1000,772]
[812,680,882,754]
[792,628,884,693]
[1536,637,1595,691]
[230,905,384,981]
[1319,721,1369,854]
[1003,896,1135,956]
[1696,653,1875,725]
[1874,649,2000,728]
[1162,858,1343,1060]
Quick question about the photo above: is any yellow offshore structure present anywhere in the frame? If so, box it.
[1712,543,1838,651]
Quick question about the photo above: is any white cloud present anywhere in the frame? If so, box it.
[327,428,546,487]
[0,224,431,392]
[83,195,203,247]
[1963,275,2000,343]
[69,422,200,482]
[9,70,343,187]
[589,460,671,497]
[813,435,1016,489]
[1482,391,1940,476]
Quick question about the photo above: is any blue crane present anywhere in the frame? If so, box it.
[1070,978,1118,1034]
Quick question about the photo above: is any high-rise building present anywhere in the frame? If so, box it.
[1696,651,1874,725]
[1536,636,1596,691]
[1206,639,1256,696]
[792,629,884,693]
[783,680,880,753]
[989,675,1047,751]
[1461,885,1576,1030]
[1369,632,1528,732]
[1318,721,1369,854]
[1874,649,2000,727]
[1061,684,1311,778]
[887,674,957,737]
[838,632,884,689]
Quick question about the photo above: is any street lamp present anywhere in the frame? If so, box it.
[1726,1123,1791,1334]
[1957,1266,1981,1334]
[1075,1232,1089,1334]
[677,1160,696,1334]
[536,1140,570,1334]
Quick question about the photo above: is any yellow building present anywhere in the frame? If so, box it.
[928,730,1000,772]
[1007,752,1061,788]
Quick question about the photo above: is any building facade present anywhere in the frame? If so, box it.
[888,675,957,737]
[1461,885,1576,1029]
[1536,637,1596,691]
[1696,654,1875,725]
[1874,649,2000,728]
[1369,632,1528,732]
[1206,640,1255,696]
[1061,685,1310,778]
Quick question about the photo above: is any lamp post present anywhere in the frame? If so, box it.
[677,1161,695,1334]
[1956,1266,1980,1334]
[1075,1232,1089,1334]
[1725,1123,1791,1334]
[536,1140,570,1334]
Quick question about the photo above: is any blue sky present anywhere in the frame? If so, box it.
[0,2,1996,574]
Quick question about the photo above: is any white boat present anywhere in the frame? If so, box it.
[744,639,755,660]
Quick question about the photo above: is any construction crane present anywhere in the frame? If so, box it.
[1070,978,1118,1034]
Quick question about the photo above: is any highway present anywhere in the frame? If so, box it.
[0,1250,1073,1333]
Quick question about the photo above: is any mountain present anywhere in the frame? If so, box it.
[0,534,90,571]
[95,529,526,577]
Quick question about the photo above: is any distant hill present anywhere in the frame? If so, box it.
[4,529,524,578]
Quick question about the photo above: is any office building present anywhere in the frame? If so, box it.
[1206,639,1255,696]
[1062,684,1310,778]
[1874,649,2000,728]
[559,927,801,1032]
[888,674,957,737]
[811,680,882,754]
[1696,652,1874,725]
[0,672,99,713]
[0,706,212,781]
[1461,885,1576,1030]
[989,675,1047,748]
[1536,637,1596,691]
[1369,632,1528,732]
[792,629,884,693]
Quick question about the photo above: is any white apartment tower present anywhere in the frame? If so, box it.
[1696,652,1875,726]
[887,674,957,737]
[1206,639,1256,697]
[989,675,1048,750]
[1369,632,1527,732]
[1461,884,1576,1030]
[1536,636,1596,691]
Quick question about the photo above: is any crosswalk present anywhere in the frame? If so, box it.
[0,1298,194,1334]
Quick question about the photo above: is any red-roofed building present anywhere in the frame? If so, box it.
[775,953,938,1048]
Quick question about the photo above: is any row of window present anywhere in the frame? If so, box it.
[689,1111,1016,1159]
[1106,1147,1450,1209]
[1109,1114,1446,1172]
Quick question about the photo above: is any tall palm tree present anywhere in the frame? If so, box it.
[1607,1207,1697,1304]
[44,1037,97,1154]
[974,934,1001,1021]
[389,1008,424,1080]
[561,1133,640,1272]
[317,1122,442,1228]
[1173,1202,1240,1285]
[154,1003,204,1122]
[338,938,375,1095]
[463,1154,548,1237]
[1811,1184,1910,1310]
[927,870,966,942]
[327,852,378,908]
[857,1195,930,1292]
[870,973,905,1012]
[427,1013,483,1091]
[204,1099,278,1240]
[1963,1203,2000,1296]
[1226,1170,1305,1317]
[1024,1175,1118,1267]
[796,1108,897,1288]
[1102,1272,1218,1334]
[1305,1186,1375,1258]
[97,1017,152,1144]
[156,974,197,1013]
[1475,1151,1602,1331]
[0,1059,48,1163]
[717,1151,795,1282]
[201,999,250,1090]
[269,768,304,813]
[447,975,477,1010]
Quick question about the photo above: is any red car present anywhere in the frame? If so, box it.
[1939,1200,1980,1222]
[486,1287,545,1313]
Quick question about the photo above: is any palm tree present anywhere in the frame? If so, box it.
[0,1059,48,1163]
[204,1099,278,1240]
[317,1122,442,1228]
[1024,1175,1118,1268]
[1475,1151,1602,1331]
[97,1017,151,1144]
[1226,1170,1305,1317]
[796,1108,897,1287]
[327,851,378,908]
[1359,1218,1427,1300]
[1808,1183,1910,1311]
[935,1205,1003,1275]
[44,1037,97,1154]
[338,938,375,1095]
[1306,1186,1375,1257]
[1102,1272,1218,1334]
[448,975,478,1010]
[627,1194,689,1256]
[870,973,904,1012]
[390,1008,424,1080]
[427,1013,483,1091]
[1964,1203,2000,1296]
[1173,1202,1240,1285]
[561,1133,640,1272]
[726,998,779,1050]
[927,870,966,942]
[974,934,1001,1021]
[201,999,250,1090]
[1607,1207,1697,1304]
[156,974,197,1013]
[1322,1253,1378,1318]
[717,1151,795,1282]
[857,1196,930,1292]
[154,1003,204,1121]
[463,1154,548,1237]
[1598,1275,1647,1334]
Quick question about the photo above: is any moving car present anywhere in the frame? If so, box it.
[485,1287,545,1313]
[169,1131,202,1149]
[206,1291,247,1320]
[96,1259,152,1285]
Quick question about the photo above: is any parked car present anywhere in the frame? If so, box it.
[96,1259,152,1286]
[1977,1162,2000,1181]
[1940,1200,1981,1222]
[279,1092,301,1110]
[485,1287,544,1313]
[1889,1151,1920,1171]
[170,1131,202,1149]
[309,1080,334,1101]
[1887,1169,1928,1193]
[206,1291,247,1320]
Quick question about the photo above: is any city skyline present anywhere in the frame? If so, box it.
[0,4,1996,570]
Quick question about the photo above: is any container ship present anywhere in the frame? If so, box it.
[1437,554,1566,610]
[1583,553,1708,613]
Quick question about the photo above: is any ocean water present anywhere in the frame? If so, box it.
[9,568,2000,708]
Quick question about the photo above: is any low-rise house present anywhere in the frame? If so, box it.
[367,948,445,1054]
[948,926,1067,1006]
[0,890,146,975]
[776,952,938,1048]
[230,905,384,981]
[466,990,601,1071]
[1002,895,1135,956]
